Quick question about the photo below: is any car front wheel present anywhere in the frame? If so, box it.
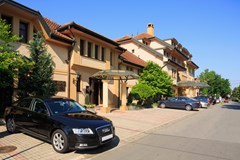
[52,129,69,153]
[6,118,17,133]
[185,105,192,111]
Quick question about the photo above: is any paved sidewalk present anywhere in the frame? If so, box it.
[0,107,204,160]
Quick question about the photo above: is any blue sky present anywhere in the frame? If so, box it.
[15,0,240,89]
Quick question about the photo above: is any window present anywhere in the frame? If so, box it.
[87,42,92,57]
[164,51,167,56]
[101,47,105,61]
[110,51,113,65]
[95,45,99,59]
[32,99,48,115]
[172,57,176,62]
[33,28,37,38]
[80,40,85,56]
[172,69,177,78]
[18,98,33,109]
[76,74,81,92]
[1,15,12,31]
[19,21,28,43]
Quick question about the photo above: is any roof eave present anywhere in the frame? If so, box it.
[58,22,120,47]
[50,33,74,44]
[0,0,40,16]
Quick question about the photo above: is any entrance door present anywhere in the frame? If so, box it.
[89,78,102,106]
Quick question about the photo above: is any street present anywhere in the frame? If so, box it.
[90,102,240,160]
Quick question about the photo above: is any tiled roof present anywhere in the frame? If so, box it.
[44,17,60,30]
[134,33,154,39]
[120,51,147,67]
[43,17,73,41]
[115,35,132,42]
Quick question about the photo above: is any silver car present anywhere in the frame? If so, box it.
[194,96,210,108]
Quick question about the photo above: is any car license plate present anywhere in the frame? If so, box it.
[102,134,113,141]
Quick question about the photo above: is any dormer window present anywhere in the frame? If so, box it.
[142,38,150,46]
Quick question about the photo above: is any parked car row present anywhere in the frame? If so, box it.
[4,96,115,153]
[158,95,230,111]
[158,96,201,111]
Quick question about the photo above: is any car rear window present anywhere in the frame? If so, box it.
[17,98,33,109]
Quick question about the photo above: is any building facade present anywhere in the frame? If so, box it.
[116,24,199,97]
[0,0,145,112]
[0,0,199,114]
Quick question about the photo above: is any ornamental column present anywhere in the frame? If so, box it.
[100,80,111,113]
[120,82,128,111]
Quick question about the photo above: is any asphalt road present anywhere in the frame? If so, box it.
[89,102,240,160]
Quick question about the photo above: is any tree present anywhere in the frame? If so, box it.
[130,83,155,105]
[18,32,56,98]
[198,69,231,98]
[130,61,173,105]
[232,86,240,102]
[0,19,32,116]
[0,19,31,88]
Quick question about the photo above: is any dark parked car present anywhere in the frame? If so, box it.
[4,97,115,153]
[194,96,210,108]
[158,96,201,111]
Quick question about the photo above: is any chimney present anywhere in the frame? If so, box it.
[147,23,154,36]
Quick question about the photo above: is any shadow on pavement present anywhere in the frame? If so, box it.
[0,130,10,138]
[161,108,200,112]
[1,142,45,160]
[75,136,120,154]
[222,103,240,110]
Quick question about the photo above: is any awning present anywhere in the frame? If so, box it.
[177,80,210,88]
[92,70,139,81]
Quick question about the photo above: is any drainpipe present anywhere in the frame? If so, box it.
[67,26,76,98]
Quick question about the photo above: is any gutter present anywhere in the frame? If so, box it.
[66,26,76,98]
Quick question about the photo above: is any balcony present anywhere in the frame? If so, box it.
[72,53,106,70]
[164,59,186,71]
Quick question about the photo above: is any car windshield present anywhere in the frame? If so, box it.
[45,99,86,115]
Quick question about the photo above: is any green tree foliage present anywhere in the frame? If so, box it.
[130,61,173,105]
[232,86,240,102]
[18,32,56,98]
[0,19,31,88]
[198,69,231,98]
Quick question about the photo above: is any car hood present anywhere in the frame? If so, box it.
[52,111,112,128]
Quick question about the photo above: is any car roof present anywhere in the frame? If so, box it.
[22,96,73,101]
[43,96,74,101]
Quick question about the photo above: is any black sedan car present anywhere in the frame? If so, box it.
[4,97,115,153]
[158,96,201,111]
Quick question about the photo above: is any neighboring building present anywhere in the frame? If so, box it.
[116,23,199,97]
[0,0,144,112]
[119,50,147,94]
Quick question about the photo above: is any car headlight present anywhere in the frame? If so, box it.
[72,128,94,135]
